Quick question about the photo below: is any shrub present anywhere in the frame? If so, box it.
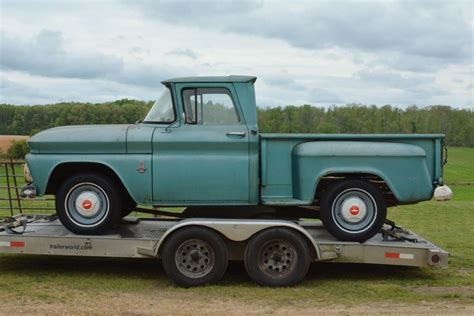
[6,140,29,160]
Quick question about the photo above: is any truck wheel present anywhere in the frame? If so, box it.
[56,173,122,235]
[161,227,228,287]
[121,197,137,218]
[320,179,386,242]
[244,228,310,287]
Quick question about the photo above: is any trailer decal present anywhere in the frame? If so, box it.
[0,241,25,248]
[49,243,92,251]
[384,252,414,259]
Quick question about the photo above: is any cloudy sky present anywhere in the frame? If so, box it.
[0,0,473,108]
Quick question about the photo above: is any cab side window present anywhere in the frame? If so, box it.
[182,88,240,125]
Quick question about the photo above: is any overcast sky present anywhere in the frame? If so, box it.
[0,0,473,108]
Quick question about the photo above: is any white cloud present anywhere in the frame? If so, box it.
[0,71,165,105]
[132,0,472,63]
[166,48,198,60]
[0,0,472,108]
[1,30,123,79]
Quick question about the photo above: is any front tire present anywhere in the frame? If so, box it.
[320,179,387,242]
[121,197,137,218]
[56,173,122,235]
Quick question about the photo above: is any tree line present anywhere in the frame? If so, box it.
[0,100,473,147]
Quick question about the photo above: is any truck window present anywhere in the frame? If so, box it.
[182,88,239,125]
[143,88,175,123]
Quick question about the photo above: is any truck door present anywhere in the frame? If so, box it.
[152,83,250,204]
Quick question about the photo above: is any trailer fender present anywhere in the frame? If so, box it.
[142,219,322,260]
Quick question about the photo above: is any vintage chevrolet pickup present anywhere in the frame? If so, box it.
[23,76,446,241]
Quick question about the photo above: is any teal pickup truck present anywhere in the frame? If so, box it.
[23,76,446,241]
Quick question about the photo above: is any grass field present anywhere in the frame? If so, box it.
[0,147,473,314]
[443,147,474,184]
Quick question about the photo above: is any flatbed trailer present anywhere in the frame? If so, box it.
[0,215,448,287]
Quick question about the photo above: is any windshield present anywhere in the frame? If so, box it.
[143,88,175,123]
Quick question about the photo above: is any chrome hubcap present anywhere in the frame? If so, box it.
[65,182,110,227]
[75,191,101,217]
[340,196,367,223]
[332,188,377,233]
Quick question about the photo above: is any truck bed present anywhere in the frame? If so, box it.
[259,133,444,205]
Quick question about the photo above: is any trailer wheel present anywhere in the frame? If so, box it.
[161,227,228,287]
[244,228,310,287]
[56,173,122,235]
[320,179,386,242]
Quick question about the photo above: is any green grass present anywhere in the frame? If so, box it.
[444,147,474,184]
[1,148,473,308]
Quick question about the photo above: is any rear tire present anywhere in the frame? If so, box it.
[320,179,386,242]
[244,228,310,287]
[56,173,122,235]
[162,227,228,287]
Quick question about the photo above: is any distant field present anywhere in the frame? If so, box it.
[0,147,473,313]
[0,135,29,155]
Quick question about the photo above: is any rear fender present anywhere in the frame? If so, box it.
[291,141,434,203]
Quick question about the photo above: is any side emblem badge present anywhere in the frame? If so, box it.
[137,160,147,173]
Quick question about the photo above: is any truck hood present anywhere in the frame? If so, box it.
[28,125,129,154]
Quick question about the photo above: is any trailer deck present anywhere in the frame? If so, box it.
[0,215,448,269]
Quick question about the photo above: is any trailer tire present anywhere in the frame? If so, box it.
[320,179,386,242]
[244,228,310,287]
[161,227,228,287]
[56,173,122,235]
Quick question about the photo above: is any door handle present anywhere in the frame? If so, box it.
[226,131,246,138]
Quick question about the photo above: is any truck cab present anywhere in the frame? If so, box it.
[141,76,260,204]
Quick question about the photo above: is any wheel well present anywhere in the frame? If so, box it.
[46,162,134,203]
[255,226,318,261]
[157,225,231,257]
[314,173,398,207]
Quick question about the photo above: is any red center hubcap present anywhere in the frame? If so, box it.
[349,205,360,215]
[82,199,92,209]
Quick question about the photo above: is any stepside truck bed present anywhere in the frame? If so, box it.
[259,133,445,205]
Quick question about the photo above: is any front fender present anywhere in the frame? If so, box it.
[291,141,434,203]
[25,154,152,204]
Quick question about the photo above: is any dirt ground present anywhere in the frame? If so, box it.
[2,288,473,315]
